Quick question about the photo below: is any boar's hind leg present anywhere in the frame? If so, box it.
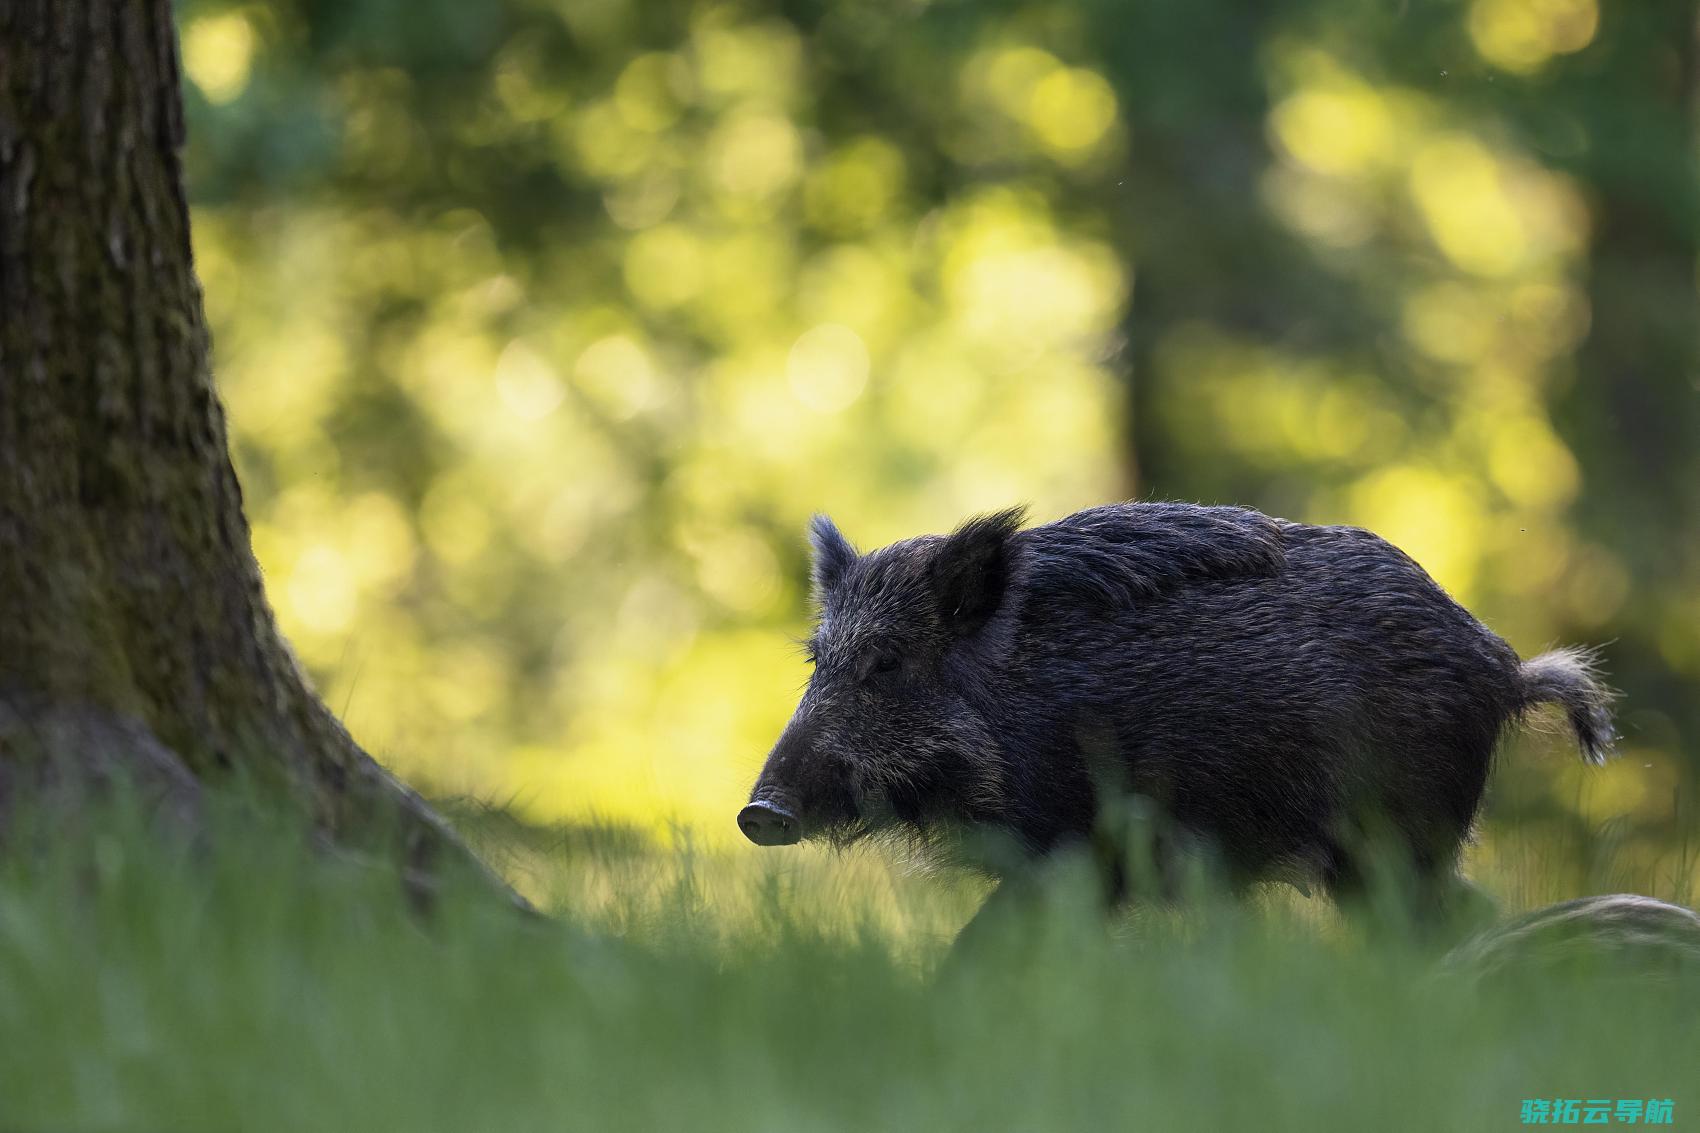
[1321,835,1497,943]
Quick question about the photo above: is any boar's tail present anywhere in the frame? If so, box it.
[1518,647,1616,765]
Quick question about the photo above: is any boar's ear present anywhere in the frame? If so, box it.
[930,507,1026,637]
[809,514,858,598]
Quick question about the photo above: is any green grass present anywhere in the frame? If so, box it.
[0,793,1696,1133]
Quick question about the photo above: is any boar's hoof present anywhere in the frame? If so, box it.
[738,801,801,846]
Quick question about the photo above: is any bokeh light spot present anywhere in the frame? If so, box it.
[803,139,906,235]
[1410,135,1526,276]
[708,108,802,200]
[287,543,358,637]
[1349,466,1487,600]
[183,12,256,105]
[787,324,870,413]
[1488,417,1580,510]
[576,335,665,420]
[1270,84,1394,176]
[624,224,706,310]
[495,340,566,421]
[1469,0,1599,73]
[1027,68,1119,154]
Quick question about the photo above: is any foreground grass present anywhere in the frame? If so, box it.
[0,797,1696,1133]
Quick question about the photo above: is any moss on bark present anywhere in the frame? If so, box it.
[0,0,515,901]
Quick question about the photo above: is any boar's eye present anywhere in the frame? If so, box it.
[869,653,901,677]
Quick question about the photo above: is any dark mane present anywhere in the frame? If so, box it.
[1017,503,1286,607]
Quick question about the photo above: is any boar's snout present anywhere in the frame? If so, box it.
[737,799,801,846]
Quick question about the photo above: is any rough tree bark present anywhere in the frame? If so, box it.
[0,0,512,897]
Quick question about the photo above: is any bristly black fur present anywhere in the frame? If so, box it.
[747,501,1617,910]
[1023,503,1285,607]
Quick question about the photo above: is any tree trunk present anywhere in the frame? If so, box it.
[1083,0,1380,506]
[0,0,508,896]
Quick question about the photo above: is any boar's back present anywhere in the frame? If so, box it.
[1019,503,1285,607]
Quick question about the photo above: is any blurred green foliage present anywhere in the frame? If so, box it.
[174,0,1698,893]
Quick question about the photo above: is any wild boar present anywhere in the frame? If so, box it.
[740,503,1613,913]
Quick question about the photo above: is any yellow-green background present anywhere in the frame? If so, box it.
[174,0,1698,900]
